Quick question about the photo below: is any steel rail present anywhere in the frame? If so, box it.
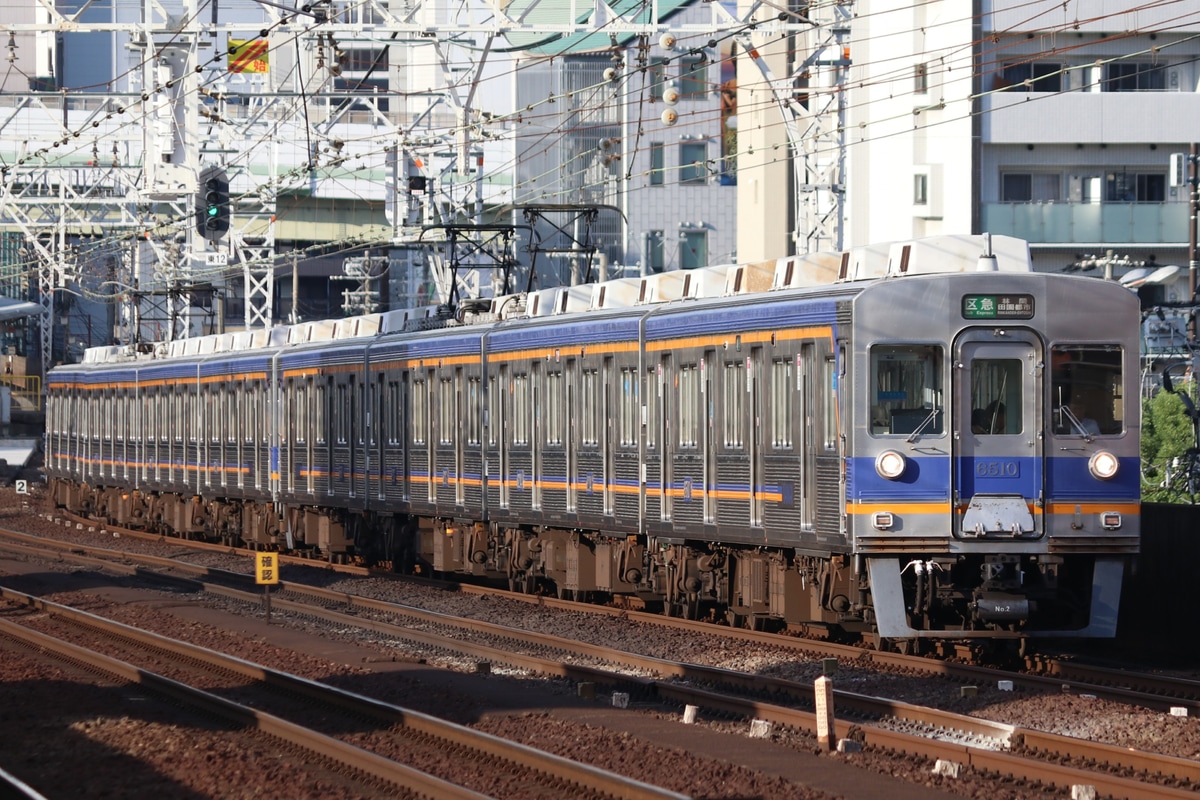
[0,585,689,800]
[6,525,1200,796]
[0,616,491,800]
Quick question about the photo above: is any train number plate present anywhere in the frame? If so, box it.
[975,460,1019,478]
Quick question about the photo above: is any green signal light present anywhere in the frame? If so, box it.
[207,206,219,216]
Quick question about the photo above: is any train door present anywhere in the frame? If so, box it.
[750,346,764,527]
[953,331,1044,538]
[423,371,435,504]
[401,371,412,503]
[531,361,542,510]
[703,350,717,524]
[602,357,614,516]
[659,354,672,521]
[565,358,577,513]
[454,367,465,506]
[496,366,509,508]
[374,371,386,502]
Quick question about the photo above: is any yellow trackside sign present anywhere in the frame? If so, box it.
[255,552,280,584]
[228,39,269,73]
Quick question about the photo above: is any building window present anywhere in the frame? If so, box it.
[339,49,387,71]
[333,77,389,111]
[680,141,707,185]
[1104,62,1165,92]
[1001,173,1060,202]
[997,61,1062,92]
[645,230,664,273]
[650,142,664,186]
[1105,171,1166,202]
[680,58,707,98]
[680,229,707,270]
[913,174,928,205]
[648,58,667,101]
[914,63,928,94]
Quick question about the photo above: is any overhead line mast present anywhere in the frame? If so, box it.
[1,0,838,377]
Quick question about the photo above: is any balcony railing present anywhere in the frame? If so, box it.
[982,202,1191,245]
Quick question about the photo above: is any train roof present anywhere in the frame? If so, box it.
[61,233,1033,370]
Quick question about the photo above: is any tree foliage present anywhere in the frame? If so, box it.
[1141,378,1200,504]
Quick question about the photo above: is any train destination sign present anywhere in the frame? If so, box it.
[961,294,1034,320]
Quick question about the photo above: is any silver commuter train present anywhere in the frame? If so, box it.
[44,234,1141,646]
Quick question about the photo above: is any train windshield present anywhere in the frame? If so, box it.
[870,344,944,436]
[1050,345,1124,436]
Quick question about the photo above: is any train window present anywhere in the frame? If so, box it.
[545,370,563,446]
[228,387,238,443]
[723,361,744,448]
[314,381,326,445]
[336,383,349,444]
[486,375,499,447]
[303,380,314,443]
[645,367,657,450]
[243,385,253,444]
[1050,345,1124,435]
[583,369,601,447]
[824,355,839,448]
[512,372,530,446]
[971,358,1022,434]
[679,363,699,448]
[618,367,637,447]
[870,344,944,436]
[771,359,792,448]
[465,376,480,446]
[412,378,427,445]
[439,377,455,445]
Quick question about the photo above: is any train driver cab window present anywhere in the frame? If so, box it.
[870,344,944,436]
[1050,345,1123,436]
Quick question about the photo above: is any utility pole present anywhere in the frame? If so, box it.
[1190,143,1198,316]
[1169,145,1198,342]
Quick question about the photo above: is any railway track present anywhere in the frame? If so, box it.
[2,520,1198,799]
[19,512,1200,712]
[0,587,687,800]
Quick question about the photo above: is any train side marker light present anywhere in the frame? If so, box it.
[875,450,906,480]
[872,512,894,530]
[1088,451,1119,480]
[1100,512,1122,530]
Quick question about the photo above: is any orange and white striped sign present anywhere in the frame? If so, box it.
[228,39,269,73]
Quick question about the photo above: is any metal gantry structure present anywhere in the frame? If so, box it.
[0,0,851,378]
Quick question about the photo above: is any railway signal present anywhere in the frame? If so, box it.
[197,166,231,241]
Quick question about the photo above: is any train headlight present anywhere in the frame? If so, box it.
[875,450,907,480]
[1088,450,1119,480]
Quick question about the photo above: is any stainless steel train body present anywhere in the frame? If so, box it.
[44,243,1141,644]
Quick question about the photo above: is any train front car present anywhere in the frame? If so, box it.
[850,272,1140,645]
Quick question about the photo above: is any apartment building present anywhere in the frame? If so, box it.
[840,0,1200,295]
